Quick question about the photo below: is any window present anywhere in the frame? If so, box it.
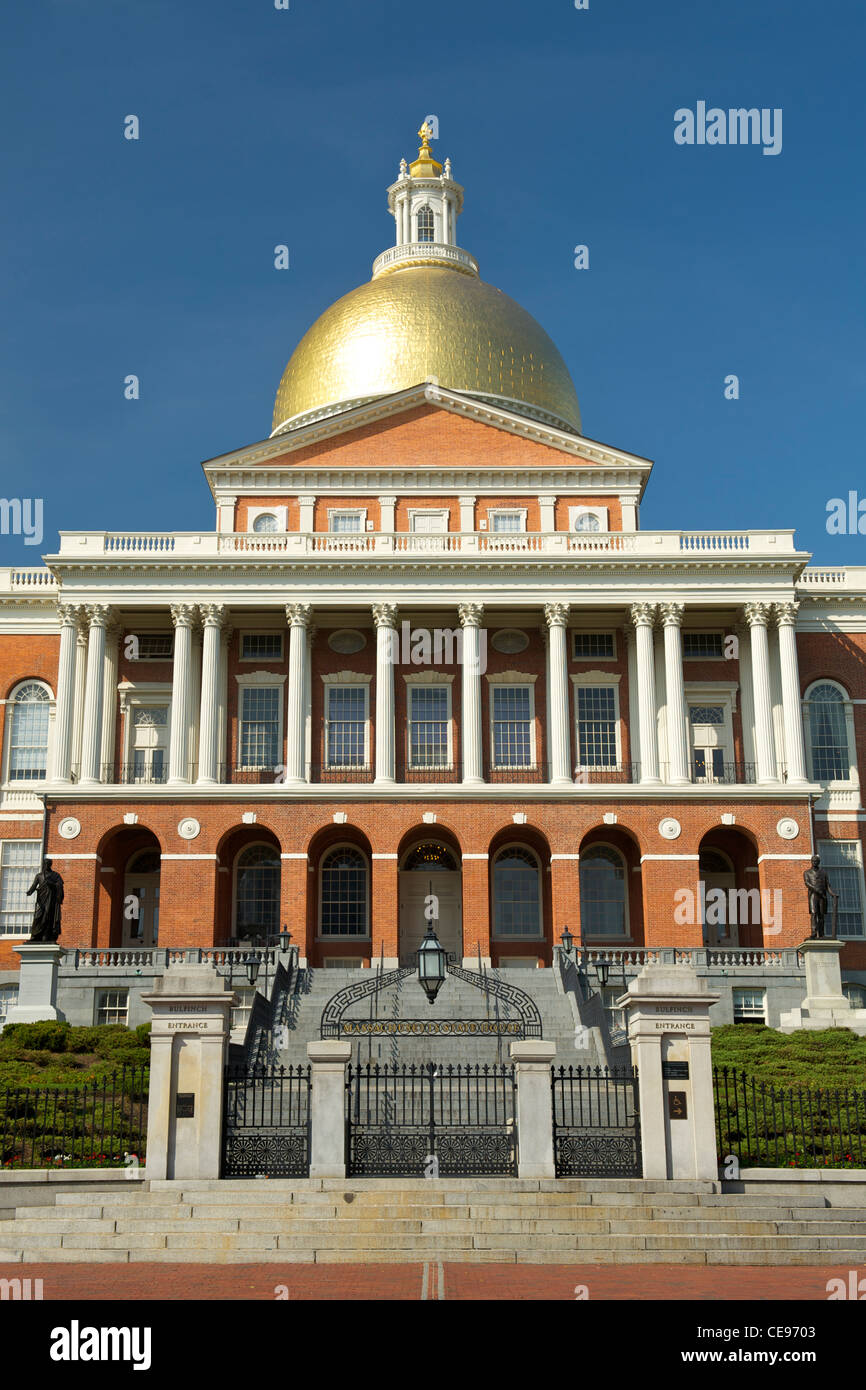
[492,686,533,768]
[819,841,865,938]
[329,510,365,533]
[96,990,129,1026]
[326,686,368,768]
[7,682,50,781]
[572,632,615,660]
[252,513,279,534]
[683,633,725,660]
[493,846,542,937]
[0,841,41,936]
[131,706,168,784]
[806,683,850,782]
[231,987,256,1032]
[129,633,173,661]
[241,633,284,661]
[689,704,728,783]
[489,511,525,533]
[0,985,18,1029]
[235,844,280,941]
[417,205,434,241]
[409,686,451,768]
[320,847,368,937]
[239,686,281,769]
[575,686,618,768]
[402,843,458,872]
[600,985,627,1038]
[843,984,866,1009]
[569,506,609,533]
[733,988,766,1023]
[580,845,628,937]
[575,513,600,532]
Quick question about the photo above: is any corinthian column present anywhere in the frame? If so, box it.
[459,603,485,785]
[51,604,80,782]
[168,604,197,784]
[544,603,572,785]
[373,603,398,784]
[100,621,120,782]
[661,602,689,784]
[775,601,808,785]
[197,604,226,784]
[79,605,112,785]
[630,603,660,783]
[744,601,778,783]
[285,603,313,784]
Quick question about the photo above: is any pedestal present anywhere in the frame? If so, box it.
[307,1040,352,1177]
[4,944,65,1024]
[510,1040,556,1177]
[778,940,866,1035]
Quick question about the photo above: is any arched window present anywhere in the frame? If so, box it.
[402,842,458,872]
[580,844,628,937]
[806,682,850,781]
[252,513,279,534]
[234,843,280,941]
[8,682,51,781]
[575,512,601,533]
[493,846,541,937]
[321,846,368,937]
[416,205,434,242]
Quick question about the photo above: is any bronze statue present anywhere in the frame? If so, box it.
[803,854,838,940]
[26,858,64,943]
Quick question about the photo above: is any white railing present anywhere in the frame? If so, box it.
[798,566,866,590]
[0,567,57,592]
[371,242,479,278]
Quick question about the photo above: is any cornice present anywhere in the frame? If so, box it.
[210,466,648,494]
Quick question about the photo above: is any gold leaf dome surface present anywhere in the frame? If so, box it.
[271,266,582,436]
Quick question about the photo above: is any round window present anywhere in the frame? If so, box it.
[252,513,279,534]
[328,629,366,654]
[491,629,529,654]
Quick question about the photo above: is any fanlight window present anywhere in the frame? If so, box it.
[252,513,279,534]
[493,846,541,937]
[235,844,280,941]
[808,683,849,781]
[416,205,435,242]
[321,847,368,937]
[403,843,457,872]
[575,513,601,533]
[579,845,627,937]
[8,683,50,781]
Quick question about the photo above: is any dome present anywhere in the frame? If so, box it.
[271,266,582,437]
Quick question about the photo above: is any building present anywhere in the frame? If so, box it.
[1,124,865,1037]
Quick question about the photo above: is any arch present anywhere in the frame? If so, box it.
[804,679,853,782]
[319,843,369,941]
[491,843,543,940]
[5,679,52,783]
[487,825,552,964]
[698,827,761,949]
[578,825,643,945]
[94,824,163,949]
[579,841,630,940]
[397,821,463,868]
[234,840,281,943]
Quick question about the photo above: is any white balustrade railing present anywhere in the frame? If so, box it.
[372,242,479,278]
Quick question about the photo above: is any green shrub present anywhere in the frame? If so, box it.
[0,1021,70,1052]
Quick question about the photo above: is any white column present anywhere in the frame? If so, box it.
[285,603,312,784]
[51,605,80,782]
[775,601,808,786]
[544,603,572,785]
[216,494,237,534]
[216,625,232,781]
[307,1041,352,1177]
[630,604,660,783]
[373,602,398,784]
[378,495,396,533]
[196,604,225,784]
[510,1040,557,1177]
[538,495,557,533]
[661,602,689,785]
[298,495,316,533]
[168,603,196,784]
[188,626,202,777]
[459,602,484,784]
[71,619,88,777]
[624,622,640,777]
[744,602,778,784]
[79,605,112,784]
[99,623,120,783]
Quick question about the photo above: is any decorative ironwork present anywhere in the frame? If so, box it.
[320,962,543,1040]
[222,1064,311,1178]
[346,1061,518,1177]
[551,1065,641,1177]
[320,967,415,1037]
[445,964,543,1038]
[341,1018,523,1037]
[714,1066,866,1169]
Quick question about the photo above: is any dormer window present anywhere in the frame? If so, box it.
[416,205,434,242]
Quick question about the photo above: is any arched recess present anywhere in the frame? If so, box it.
[216,824,281,945]
[306,824,373,967]
[488,824,552,967]
[578,825,643,946]
[95,824,162,949]
[698,826,761,948]
[396,825,464,967]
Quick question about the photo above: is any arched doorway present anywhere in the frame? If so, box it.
[398,841,462,965]
[122,847,161,947]
[699,847,737,946]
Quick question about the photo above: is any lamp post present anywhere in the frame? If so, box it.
[245,951,260,988]
[560,926,574,958]
[417,922,447,1005]
[278,925,292,954]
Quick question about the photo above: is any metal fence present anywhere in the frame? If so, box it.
[713,1066,866,1169]
[551,1065,642,1177]
[222,1063,311,1178]
[0,1067,149,1170]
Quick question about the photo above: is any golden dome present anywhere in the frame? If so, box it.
[271,266,582,437]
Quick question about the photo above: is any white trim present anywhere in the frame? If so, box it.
[573,677,623,771]
[323,678,371,772]
[328,507,367,533]
[550,853,580,860]
[45,852,100,860]
[160,853,219,860]
[756,853,813,862]
[371,853,399,859]
[281,852,308,859]
[407,679,453,771]
[402,671,455,684]
[408,507,450,534]
[640,854,700,861]
[816,812,866,821]
[462,853,489,859]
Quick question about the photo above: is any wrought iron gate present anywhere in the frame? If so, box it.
[222,1064,311,1177]
[551,1065,641,1177]
[346,1062,518,1177]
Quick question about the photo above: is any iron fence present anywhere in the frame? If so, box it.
[222,1063,311,1177]
[713,1066,866,1169]
[0,1067,149,1170]
[551,1064,642,1177]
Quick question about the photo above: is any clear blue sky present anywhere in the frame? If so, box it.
[1,0,864,563]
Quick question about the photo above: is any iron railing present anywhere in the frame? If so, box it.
[222,1063,311,1177]
[551,1064,642,1177]
[714,1066,866,1169]
[0,1066,149,1170]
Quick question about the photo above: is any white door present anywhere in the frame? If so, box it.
[398,872,462,966]
[689,705,729,784]
[410,510,449,552]
[123,871,160,946]
[700,853,738,947]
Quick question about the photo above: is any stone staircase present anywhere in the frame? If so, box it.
[2,1179,866,1265]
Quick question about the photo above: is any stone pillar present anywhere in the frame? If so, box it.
[510,1040,556,1178]
[50,605,80,782]
[196,604,225,784]
[630,603,660,783]
[142,963,235,1181]
[79,605,112,785]
[538,495,557,533]
[70,618,88,775]
[4,944,65,1024]
[216,624,232,782]
[775,601,808,785]
[168,604,196,784]
[623,622,640,775]
[99,621,120,782]
[545,603,572,785]
[373,602,398,784]
[744,602,778,783]
[378,495,397,534]
[778,940,866,1033]
[661,602,689,785]
[307,1040,352,1177]
[459,603,484,784]
[458,495,476,534]
[285,603,312,784]
[620,962,720,1180]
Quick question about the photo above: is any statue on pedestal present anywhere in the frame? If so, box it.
[26,858,64,943]
[803,854,838,940]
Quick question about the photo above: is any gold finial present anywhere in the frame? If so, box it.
[409,119,442,178]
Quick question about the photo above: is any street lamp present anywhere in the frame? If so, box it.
[278,926,292,954]
[596,959,610,990]
[560,926,574,956]
[417,922,447,1005]
[245,951,260,987]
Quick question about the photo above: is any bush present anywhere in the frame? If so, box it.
[0,1021,70,1052]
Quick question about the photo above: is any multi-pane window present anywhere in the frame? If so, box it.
[320,847,368,936]
[574,512,601,532]
[326,686,367,767]
[690,705,727,782]
[235,844,280,940]
[0,841,41,936]
[330,511,363,533]
[819,841,865,937]
[241,633,283,660]
[417,205,434,241]
[96,990,129,1026]
[130,633,173,660]
[239,687,281,769]
[490,512,523,533]
[579,846,627,937]
[252,513,279,533]
[0,984,18,1029]
[493,847,541,937]
[573,632,615,660]
[808,684,850,781]
[8,683,50,781]
[131,706,168,784]
[492,686,533,767]
[683,633,724,659]
[575,686,618,767]
[732,988,766,1023]
[409,686,450,768]
[844,984,866,1009]
[231,987,256,1032]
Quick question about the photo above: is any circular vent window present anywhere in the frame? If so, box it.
[328,629,366,654]
[491,629,529,654]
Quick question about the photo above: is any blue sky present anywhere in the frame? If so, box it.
[1,0,864,563]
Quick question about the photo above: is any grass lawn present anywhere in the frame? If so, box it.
[711,1024,866,1089]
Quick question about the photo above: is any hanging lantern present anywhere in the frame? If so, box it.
[417,923,447,1004]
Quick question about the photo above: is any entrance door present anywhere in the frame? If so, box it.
[399,873,462,965]
[123,849,161,946]
[699,849,738,947]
